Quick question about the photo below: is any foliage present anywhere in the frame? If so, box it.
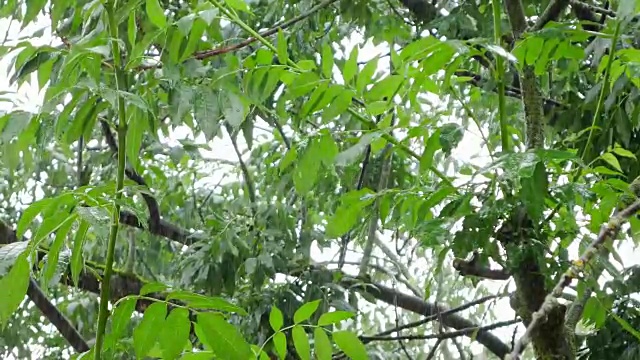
[1,0,640,359]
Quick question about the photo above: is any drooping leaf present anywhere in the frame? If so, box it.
[196,312,253,360]
[292,326,310,360]
[0,253,30,326]
[133,302,168,358]
[332,331,368,360]
[314,328,332,360]
[159,308,192,360]
[146,0,167,28]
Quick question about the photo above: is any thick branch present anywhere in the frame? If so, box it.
[452,253,511,280]
[532,0,571,31]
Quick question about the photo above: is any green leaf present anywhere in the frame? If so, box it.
[294,300,321,324]
[288,72,322,98]
[159,308,191,360]
[146,0,167,28]
[42,216,74,286]
[582,296,607,328]
[63,97,99,145]
[195,88,221,141]
[342,47,358,84]
[23,0,47,28]
[317,311,354,326]
[181,18,207,62]
[128,12,137,47]
[612,312,640,341]
[356,57,379,94]
[419,129,441,173]
[196,312,253,360]
[273,332,287,360]
[179,351,217,360]
[127,109,147,170]
[293,142,322,194]
[0,253,30,325]
[439,123,465,155]
[292,326,310,360]
[600,152,623,172]
[321,43,334,78]
[112,297,137,338]
[317,132,339,166]
[140,282,169,295]
[269,306,284,331]
[313,328,332,360]
[166,291,247,315]
[223,92,246,129]
[326,189,375,238]
[225,0,251,13]
[277,29,289,65]
[16,197,54,238]
[612,146,637,159]
[525,37,544,66]
[332,331,368,360]
[1,110,32,143]
[335,132,381,166]
[326,203,360,238]
[322,89,353,122]
[279,147,298,173]
[133,302,167,358]
[364,75,404,102]
[104,297,137,351]
[70,220,90,286]
[33,211,75,248]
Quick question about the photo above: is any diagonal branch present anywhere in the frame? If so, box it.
[508,199,640,359]
[27,278,90,353]
[531,0,571,31]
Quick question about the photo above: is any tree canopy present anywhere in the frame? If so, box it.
[1,0,640,359]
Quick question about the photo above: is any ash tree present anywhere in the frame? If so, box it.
[0,0,640,359]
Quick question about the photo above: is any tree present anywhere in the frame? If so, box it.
[0,0,639,359]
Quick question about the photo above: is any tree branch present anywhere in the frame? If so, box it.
[508,199,640,359]
[340,276,512,358]
[531,0,571,31]
[361,319,519,343]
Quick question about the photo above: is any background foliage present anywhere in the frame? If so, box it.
[1,0,640,359]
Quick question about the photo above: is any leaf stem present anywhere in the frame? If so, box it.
[93,2,129,359]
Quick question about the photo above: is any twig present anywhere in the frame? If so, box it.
[425,339,442,360]
[507,199,640,359]
[139,0,339,70]
[361,319,519,342]
[364,293,507,341]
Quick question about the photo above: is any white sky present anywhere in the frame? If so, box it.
[1,6,639,360]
